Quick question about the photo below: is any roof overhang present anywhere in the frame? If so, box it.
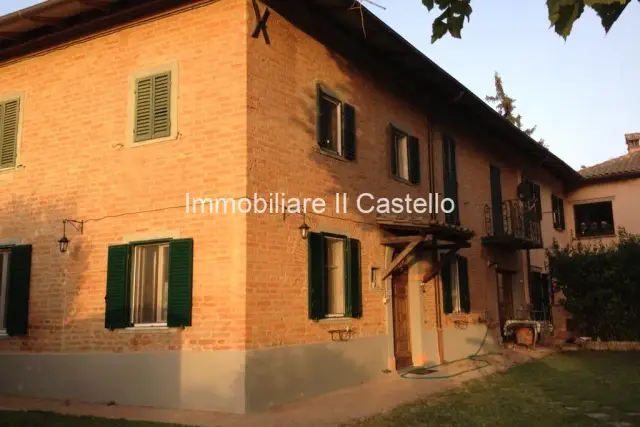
[0,0,209,63]
[377,214,474,245]
[262,0,583,188]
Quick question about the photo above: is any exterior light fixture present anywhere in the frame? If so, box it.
[58,219,84,253]
[299,215,310,240]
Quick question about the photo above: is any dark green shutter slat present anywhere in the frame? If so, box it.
[0,99,19,169]
[441,256,453,315]
[559,198,566,230]
[458,256,470,314]
[534,184,542,221]
[343,103,356,161]
[390,125,398,176]
[316,84,323,147]
[6,245,32,336]
[105,244,130,329]
[345,238,362,318]
[443,136,459,225]
[134,77,153,142]
[490,166,504,234]
[152,72,171,138]
[308,232,325,320]
[408,135,421,184]
[551,195,558,228]
[168,238,194,328]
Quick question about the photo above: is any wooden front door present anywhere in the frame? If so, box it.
[497,271,515,332]
[392,264,412,370]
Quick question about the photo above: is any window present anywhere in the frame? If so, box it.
[0,98,20,170]
[390,125,420,184]
[528,182,542,221]
[0,250,9,332]
[574,201,614,237]
[316,84,356,160]
[325,237,345,316]
[551,194,566,231]
[131,243,169,325]
[105,238,193,329]
[130,64,179,145]
[308,232,362,320]
[441,255,470,314]
[0,245,32,336]
[443,135,459,225]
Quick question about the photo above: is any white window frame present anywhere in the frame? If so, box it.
[319,92,343,156]
[0,249,10,333]
[450,257,463,314]
[393,129,410,181]
[324,235,346,318]
[130,242,170,328]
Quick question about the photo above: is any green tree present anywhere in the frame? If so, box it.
[485,72,546,147]
[424,0,634,43]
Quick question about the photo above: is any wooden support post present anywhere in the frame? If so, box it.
[380,240,421,281]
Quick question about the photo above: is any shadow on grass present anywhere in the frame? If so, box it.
[345,352,640,427]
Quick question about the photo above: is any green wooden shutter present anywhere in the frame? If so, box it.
[308,232,325,320]
[167,238,194,328]
[316,84,323,147]
[408,135,421,184]
[551,195,558,228]
[559,197,566,230]
[490,166,504,234]
[458,255,470,313]
[6,245,32,336]
[134,77,153,142]
[105,244,130,329]
[533,184,542,221]
[389,125,398,177]
[441,255,453,315]
[134,72,171,142]
[152,72,171,139]
[345,238,362,318]
[343,103,356,161]
[443,136,459,225]
[0,99,19,169]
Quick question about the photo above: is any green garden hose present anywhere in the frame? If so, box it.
[400,325,502,380]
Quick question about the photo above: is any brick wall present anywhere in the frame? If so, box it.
[0,0,249,353]
[245,4,572,350]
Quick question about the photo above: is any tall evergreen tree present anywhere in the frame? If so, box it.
[485,72,547,148]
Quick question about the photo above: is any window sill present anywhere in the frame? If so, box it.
[0,166,19,175]
[447,312,470,321]
[127,133,179,148]
[576,233,616,240]
[392,175,415,186]
[121,325,173,333]
[317,147,350,162]
[553,226,566,232]
[0,330,8,338]
[316,317,353,324]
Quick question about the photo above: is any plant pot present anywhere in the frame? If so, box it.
[515,327,535,346]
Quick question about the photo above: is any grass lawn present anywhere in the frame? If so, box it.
[0,411,192,427]
[348,351,640,427]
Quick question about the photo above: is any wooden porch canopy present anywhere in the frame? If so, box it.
[377,214,475,283]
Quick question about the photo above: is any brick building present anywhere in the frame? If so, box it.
[0,0,612,415]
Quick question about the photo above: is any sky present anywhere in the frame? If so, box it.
[2,0,638,170]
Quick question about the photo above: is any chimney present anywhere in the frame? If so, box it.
[625,133,640,153]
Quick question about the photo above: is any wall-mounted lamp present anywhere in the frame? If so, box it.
[298,214,310,240]
[58,219,84,253]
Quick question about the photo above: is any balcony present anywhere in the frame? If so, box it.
[482,200,543,250]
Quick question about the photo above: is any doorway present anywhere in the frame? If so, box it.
[392,251,412,370]
[496,270,515,333]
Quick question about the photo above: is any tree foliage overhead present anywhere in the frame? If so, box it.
[485,72,546,147]
[548,229,640,341]
[423,0,635,43]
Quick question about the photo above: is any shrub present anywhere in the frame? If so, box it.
[548,228,640,341]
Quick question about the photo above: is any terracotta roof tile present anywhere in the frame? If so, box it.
[580,151,640,179]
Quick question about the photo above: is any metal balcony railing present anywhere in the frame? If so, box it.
[482,200,543,250]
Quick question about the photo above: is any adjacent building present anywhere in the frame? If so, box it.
[0,0,633,415]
